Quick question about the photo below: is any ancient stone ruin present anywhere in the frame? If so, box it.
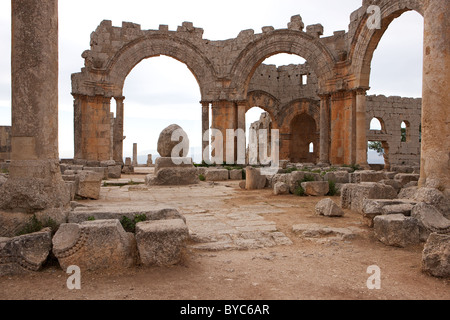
[0,0,449,285]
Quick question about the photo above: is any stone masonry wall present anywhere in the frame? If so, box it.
[366,95,422,167]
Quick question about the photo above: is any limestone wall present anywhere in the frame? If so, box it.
[366,95,422,167]
[0,126,11,162]
[248,63,319,107]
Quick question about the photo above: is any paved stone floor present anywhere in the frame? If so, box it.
[96,169,294,251]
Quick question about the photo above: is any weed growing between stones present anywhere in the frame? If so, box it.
[120,214,148,233]
[16,215,58,236]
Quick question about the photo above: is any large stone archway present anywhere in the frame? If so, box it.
[349,0,424,89]
[71,21,217,162]
[68,3,448,192]
[344,0,424,169]
[229,29,336,100]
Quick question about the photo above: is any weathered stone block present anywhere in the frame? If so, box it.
[374,214,420,248]
[100,160,116,167]
[273,182,290,195]
[76,171,103,200]
[205,169,229,181]
[315,198,345,217]
[380,179,403,194]
[341,183,397,214]
[395,173,420,187]
[398,186,419,200]
[413,188,450,219]
[107,165,122,179]
[301,181,329,196]
[68,207,186,224]
[411,203,450,242]
[229,169,243,181]
[53,220,137,271]
[146,167,199,186]
[0,228,52,276]
[288,171,321,194]
[245,167,267,190]
[83,167,108,180]
[350,171,385,183]
[270,174,289,189]
[135,219,189,266]
[155,157,193,174]
[422,233,450,278]
[324,171,349,184]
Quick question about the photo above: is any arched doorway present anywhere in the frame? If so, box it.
[290,113,319,164]
[122,55,201,164]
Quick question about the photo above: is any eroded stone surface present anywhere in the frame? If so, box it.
[374,214,420,248]
[135,219,189,266]
[52,220,137,271]
[315,198,345,217]
[157,124,189,158]
[0,228,52,276]
[422,233,450,279]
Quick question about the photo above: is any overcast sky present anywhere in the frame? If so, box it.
[0,0,424,161]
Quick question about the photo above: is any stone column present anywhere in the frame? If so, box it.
[419,0,450,193]
[355,88,370,169]
[318,94,330,165]
[201,102,210,163]
[0,0,70,216]
[73,94,83,160]
[237,101,248,165]
[113,97,125,164]
[133,143,138,166]
[211,101,237,164]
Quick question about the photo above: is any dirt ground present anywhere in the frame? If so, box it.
[0,170,449,301]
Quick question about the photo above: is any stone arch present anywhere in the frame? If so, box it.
[104,35,216,99]
[246,90,280,129]
[370,116,387,133]
[229,30,336,100]
[349,0,424,88]
[278,98,320,132]
[290,112,320,164]
[276,99,320,163]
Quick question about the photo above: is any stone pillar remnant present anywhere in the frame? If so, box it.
[419,0,450,194]
[0,0,70,218]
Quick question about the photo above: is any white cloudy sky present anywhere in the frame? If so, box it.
[0,0,423,161]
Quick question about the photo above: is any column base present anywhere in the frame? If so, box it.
[0,160,70,214]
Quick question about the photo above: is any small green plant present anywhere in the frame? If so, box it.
[293,175,316,197]
[343,164,361,173]
[0,169,9,174]
[199,174,206,181]
[285,167,298,174]
[87,216,96,221]
[120,214,148,233]
[327,180,338,196]
[294,185,305,197]
[194,161,213,168]
[103,180,144,187]
[16,215,58,236]
[303,174,316,182]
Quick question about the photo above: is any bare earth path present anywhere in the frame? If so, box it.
[0,170,448,300]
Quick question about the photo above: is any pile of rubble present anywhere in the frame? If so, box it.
[0,207,189,275]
